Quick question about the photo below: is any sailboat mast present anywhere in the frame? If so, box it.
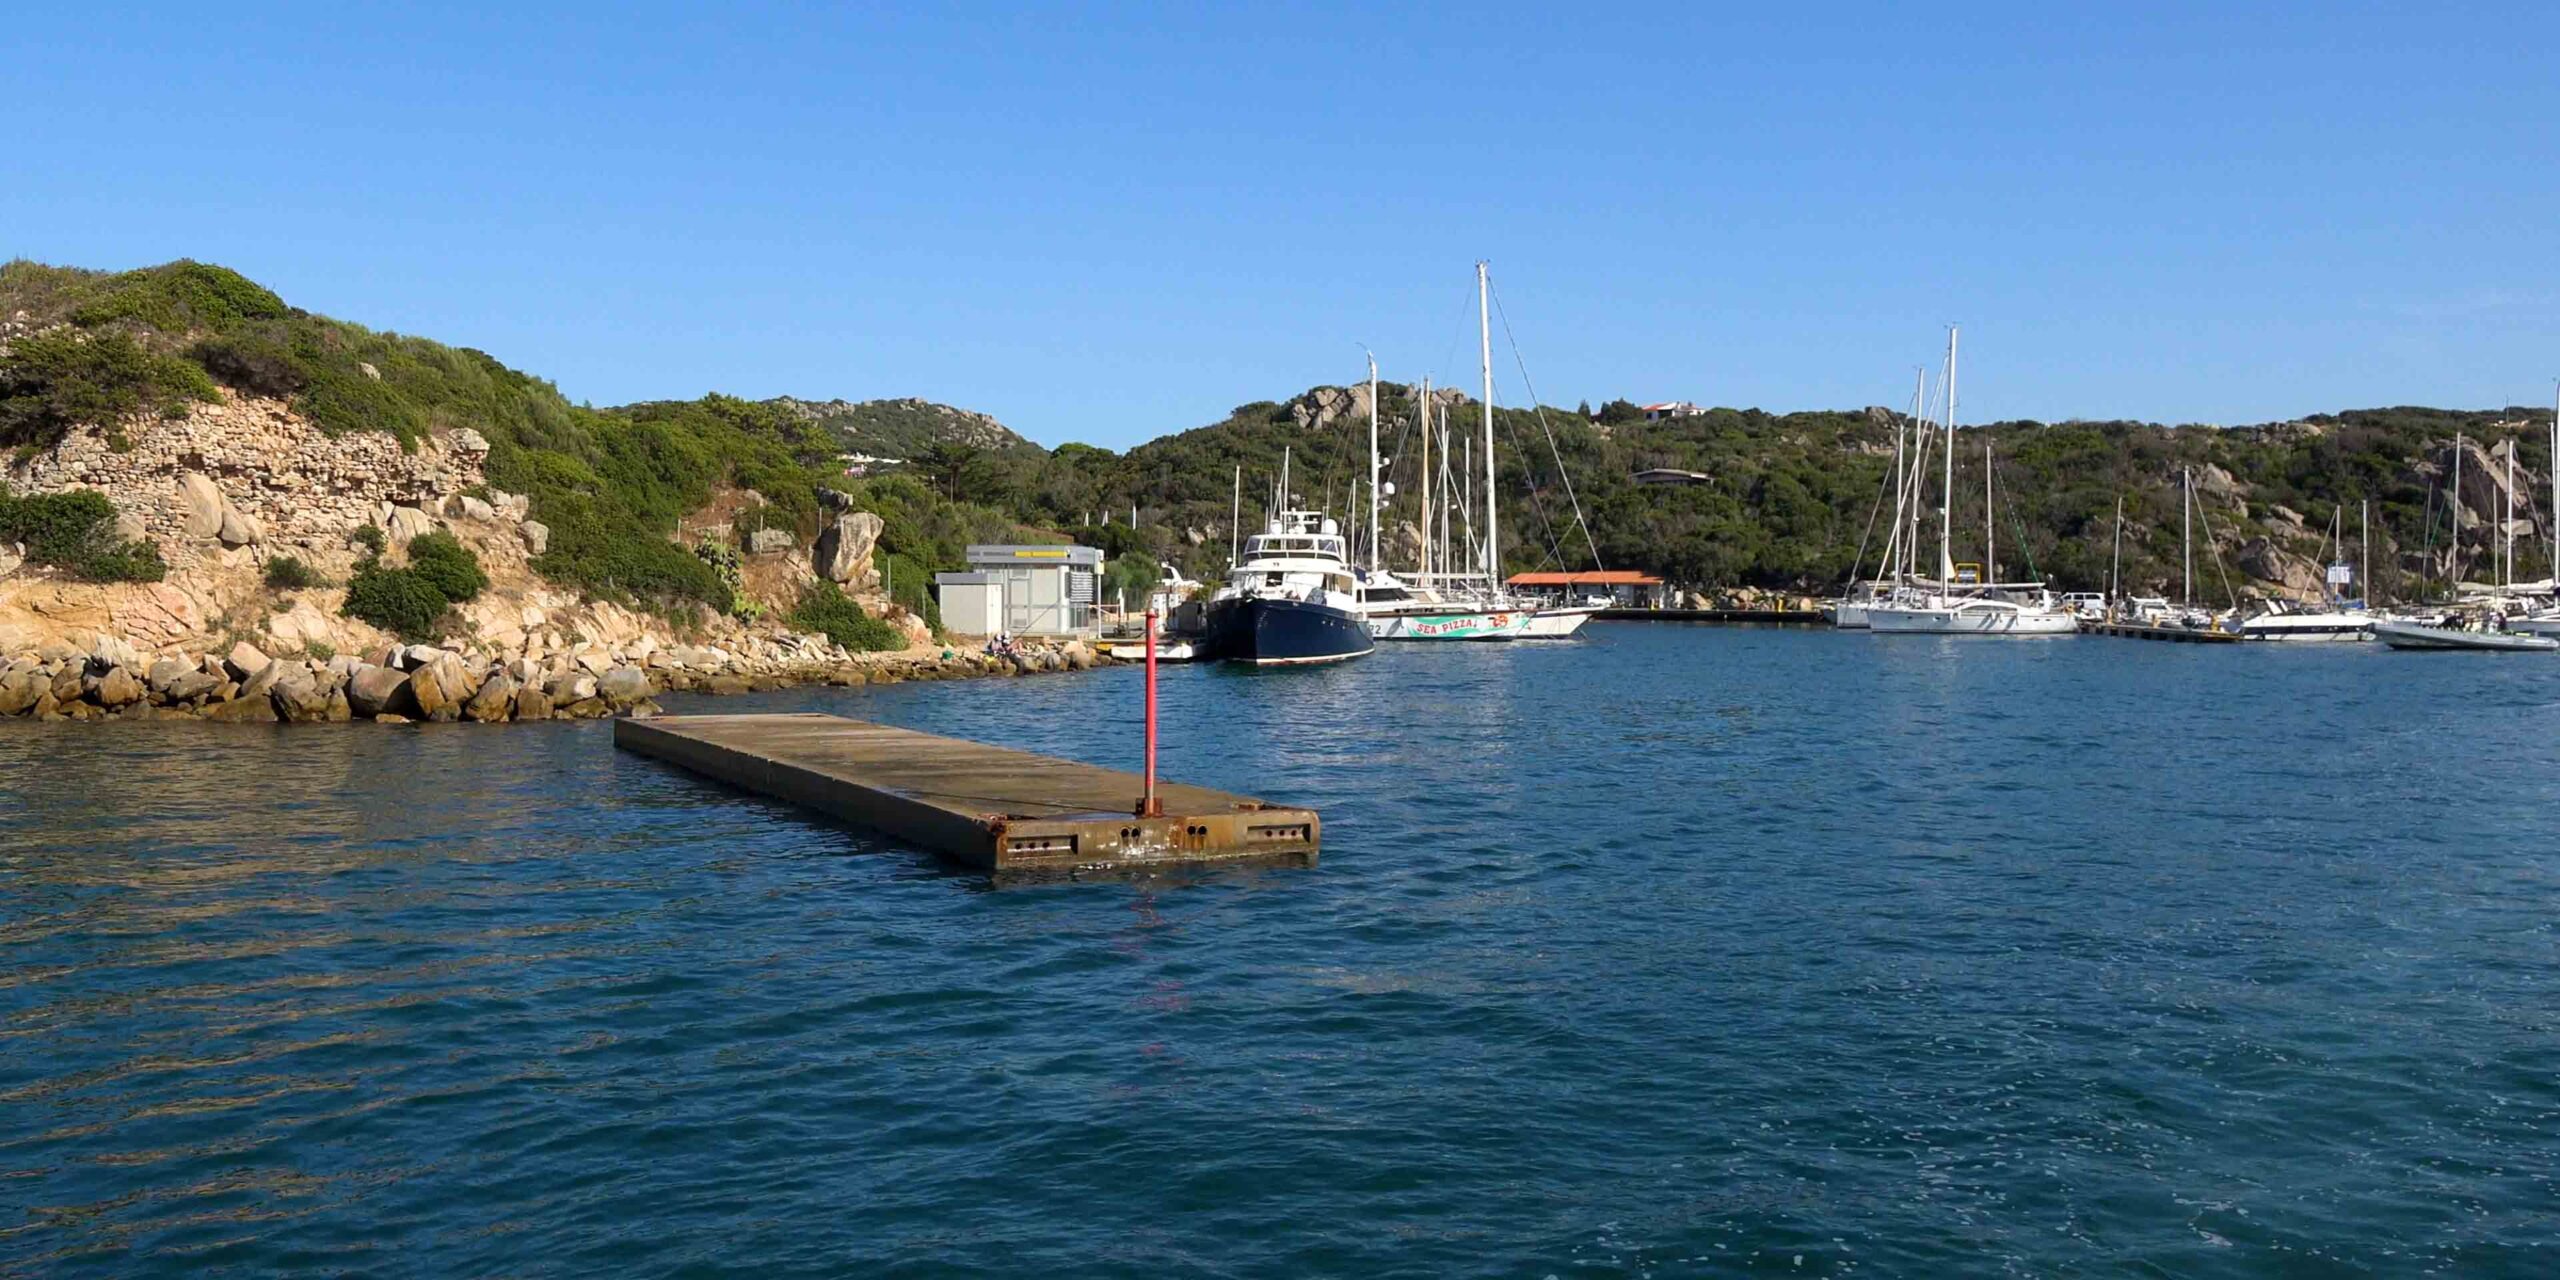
[2453,432,2464,591]
[2111,494,2124,614]
[1461,434,1473,575]
[1367,354,1380,572]
[2362,497,2372,606]
[2506,442,2516,592]
[1229,465,1240,563]
[1907,371,1930,588]
[1984,439,1996,586]
[2183,467,2194,607]
[1883,371,1915,587]
[1418,378,1432,581]
[1477,261,1498,586]
[1939,327,1958,586]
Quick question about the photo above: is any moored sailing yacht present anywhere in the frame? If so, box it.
[1352,358,1526,642]
[1866,327,2079,636]
[1834,367,1933,628]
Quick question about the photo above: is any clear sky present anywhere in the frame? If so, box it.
[8,3,2557,447]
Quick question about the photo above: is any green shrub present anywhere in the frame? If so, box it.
[879,550,944,635]
[263,555,319,589]
[404,530,487,602]
[693,538,757,617]
[342,565,450,640]
[0,488,114,560]
[529,489,728,610]
[191,328,312,398]
[296,362,421,444]
[350,523,386,555]
[76,538,167,583]
[0,328,216,448]
[70,261,289,331]
[792,581,905,652]
[0,488,165,582]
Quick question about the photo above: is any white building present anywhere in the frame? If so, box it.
[933,572,1006,635]
[935,544,1103,636]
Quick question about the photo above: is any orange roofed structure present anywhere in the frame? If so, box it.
[1506,570,1666,609]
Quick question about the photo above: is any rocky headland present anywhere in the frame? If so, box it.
[1,387,1107,728]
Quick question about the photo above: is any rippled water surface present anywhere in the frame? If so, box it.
[4,625,2558,1276]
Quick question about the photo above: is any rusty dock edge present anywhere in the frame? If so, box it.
[614,713,1318,875]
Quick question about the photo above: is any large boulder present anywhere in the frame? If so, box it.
[521,520,550,556]
[386,505,436,547]
[511,683,553,721]
[91,635,144,670]
[408,652,473,722]
[748,528,795,556]
[0,666,45,716]
[175,472,227,539]
[270,666,337,723]
[200,694,278,723]
[462,671,520,723]
[161,669,222,704]
[217,506,263,548]
[345,664,411,718]
[85,665,145,708]
[237,658,288,703]
[146,658,194,692]
[224,641,273,684]
[597,665,655,709]
[458,495,497,522]
[2235,536,2327,599]
[812,512,885,585]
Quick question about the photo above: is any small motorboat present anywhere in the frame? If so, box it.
[1095,637,1199,663]
[2372,615,2559,652]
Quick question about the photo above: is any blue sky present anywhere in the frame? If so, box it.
[8,3,2557,447]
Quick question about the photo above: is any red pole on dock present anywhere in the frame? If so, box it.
[1139,607,1163,817]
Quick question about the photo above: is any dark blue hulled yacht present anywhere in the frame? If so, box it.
[1199,509,1375,666]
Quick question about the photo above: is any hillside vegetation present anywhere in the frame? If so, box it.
[921,388,2553,604]
[0,261,979,628]
[772,396,1034,459]
[7,258,2545,611]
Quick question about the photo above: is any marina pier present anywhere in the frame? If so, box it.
[615,713,1319,874]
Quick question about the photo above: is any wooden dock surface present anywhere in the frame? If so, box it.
[615,713,1318,875]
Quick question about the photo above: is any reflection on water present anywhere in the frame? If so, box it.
[3,628,2558,1276]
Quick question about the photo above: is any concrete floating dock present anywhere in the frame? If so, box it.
[615,713,1318,875]
[2084,620,2244,644]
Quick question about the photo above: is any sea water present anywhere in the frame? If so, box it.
[3,625,2555,1275]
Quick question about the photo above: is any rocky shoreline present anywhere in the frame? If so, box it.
[0,633,1111,726]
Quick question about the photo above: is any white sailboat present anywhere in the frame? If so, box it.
[1356,360,1529,642]
[1867,327,2079,636]
[1833,368,1930,629]
[2509,388,2560,637]
[1437,261,1606,639]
